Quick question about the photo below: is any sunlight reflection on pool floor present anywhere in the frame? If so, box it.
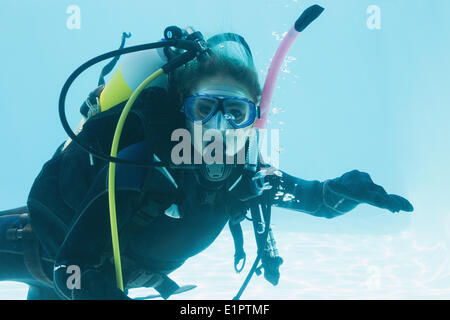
[1,229,449,300]
[141,228,450,300]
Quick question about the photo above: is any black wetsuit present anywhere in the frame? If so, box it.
[1,141,348,300]
[0,87,411,299]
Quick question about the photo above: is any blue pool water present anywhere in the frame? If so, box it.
[1,0,449,299]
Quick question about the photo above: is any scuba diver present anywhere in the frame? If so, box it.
[0,5,413,300]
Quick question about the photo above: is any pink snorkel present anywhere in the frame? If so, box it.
[254,5,324,129]
[233,7,326,301]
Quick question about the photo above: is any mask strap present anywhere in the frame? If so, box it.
[207,33,254,63]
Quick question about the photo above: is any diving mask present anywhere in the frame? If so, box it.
[184,84,257,182]
[183,94,257,129]
[184,84,257,156]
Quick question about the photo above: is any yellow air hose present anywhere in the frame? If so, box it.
[108,68,165,291]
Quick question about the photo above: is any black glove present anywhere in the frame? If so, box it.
[324,170,413,213]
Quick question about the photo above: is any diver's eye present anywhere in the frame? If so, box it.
[225,101,249,124]
[198,105,212,116]
[193,98,216,120]
[229,109,244,121]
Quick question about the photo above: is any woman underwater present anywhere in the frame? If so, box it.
[0,16,413,300]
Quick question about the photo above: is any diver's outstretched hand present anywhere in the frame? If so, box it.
[327,170,413,213]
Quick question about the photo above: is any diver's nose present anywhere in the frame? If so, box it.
[212,111,228,131]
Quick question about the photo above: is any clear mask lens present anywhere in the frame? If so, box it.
[191,97,217,121]
[185,94,255,128]
[223,100,250,126]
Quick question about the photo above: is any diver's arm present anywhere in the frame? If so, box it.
[268,169,414,218]
[268,170,347,218]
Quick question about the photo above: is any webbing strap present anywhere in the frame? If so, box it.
[20,221,53,287]
[229,222,246,273]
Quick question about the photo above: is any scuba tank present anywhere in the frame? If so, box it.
[66,27,196,151]
[80,27,197,118]
[66,33,170,149]
[98,45,169,111]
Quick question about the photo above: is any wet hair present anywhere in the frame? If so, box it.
[168,36,262,107]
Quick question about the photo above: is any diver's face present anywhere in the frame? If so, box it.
[184,77,256,159]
